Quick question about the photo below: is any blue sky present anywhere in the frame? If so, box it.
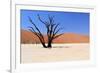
[20,9,90,35]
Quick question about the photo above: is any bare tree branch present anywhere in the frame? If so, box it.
[53,28,63,35]
[37,14,49,28]
[28,27,44,44]
[28,17,45,38]
[28,14,63,48]
[53,23,60,34]
[28,17,46,47]
[53,33,64,40]
[28,16,43,35]
[28,26,41,39]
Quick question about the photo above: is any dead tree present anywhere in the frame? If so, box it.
[28,14,63,48]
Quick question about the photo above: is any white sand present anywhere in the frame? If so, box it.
[21,43,89,63]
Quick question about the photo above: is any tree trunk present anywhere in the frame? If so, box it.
[47,40,52,48]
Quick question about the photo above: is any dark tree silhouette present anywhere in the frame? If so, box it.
[28,14,63,48]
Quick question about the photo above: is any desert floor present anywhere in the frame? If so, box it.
[21,43,89,63]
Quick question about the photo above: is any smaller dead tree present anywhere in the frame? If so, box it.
[28,14,63,48]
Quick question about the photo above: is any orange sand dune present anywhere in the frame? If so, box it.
[53,33,89,43]
[21,30,89,44]
[21,30,40,44]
